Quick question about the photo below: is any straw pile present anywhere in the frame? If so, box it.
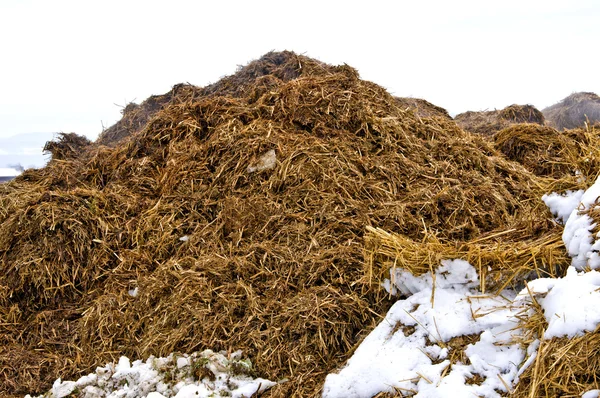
[543,92,600,130]
[0,51,558,397]
[455,104,545,136]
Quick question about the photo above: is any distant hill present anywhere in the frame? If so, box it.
[542,92,600,130]
[0,131,55,169]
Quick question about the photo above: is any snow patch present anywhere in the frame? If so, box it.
[26,350,275,398]
[518,267,600,338]
[553,176,600,269]
[542,189,584,224]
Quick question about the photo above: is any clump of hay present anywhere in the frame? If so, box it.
[393,97,452,120]
[543,92,600,130]
[513,329,600,397]
[455,104,545,136]
[42,132,91,160]
[511,296,600,398]
[0,51,556,397]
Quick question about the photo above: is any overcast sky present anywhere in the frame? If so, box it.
[0,0,599,140]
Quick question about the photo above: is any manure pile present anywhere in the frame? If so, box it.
[0,51,564,397]
[455,104,545,135]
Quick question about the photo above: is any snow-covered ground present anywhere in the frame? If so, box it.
[27,179,600,398]
[0,166,21,183]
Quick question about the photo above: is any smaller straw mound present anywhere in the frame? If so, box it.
[494,123,600,192]
[561,124,600,184]
[493,124,578,179]
[455,104,545,136]
[43,132,91,160]
[543,92,600,130]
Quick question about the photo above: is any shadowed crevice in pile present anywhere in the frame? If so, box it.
[0,51,557,397]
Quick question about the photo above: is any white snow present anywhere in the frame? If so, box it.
[518,267,600,338]
[555,176,600,269]
[26,350,275,398]
[324,256,600,397]
[583,390,600,398]
[542,189,584,224]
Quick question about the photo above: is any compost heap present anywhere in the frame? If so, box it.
[543,91,600,131]
[0,51,561,397]
[455,104,545,136]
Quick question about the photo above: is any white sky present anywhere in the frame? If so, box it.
[0,0,598,140]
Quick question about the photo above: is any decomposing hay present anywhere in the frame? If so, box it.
[43,132,92,160]
[96,52,341,148]
[0,51,557,397]
[543,92,600,131]
[455,104,545,136]
[393,97,452,120]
